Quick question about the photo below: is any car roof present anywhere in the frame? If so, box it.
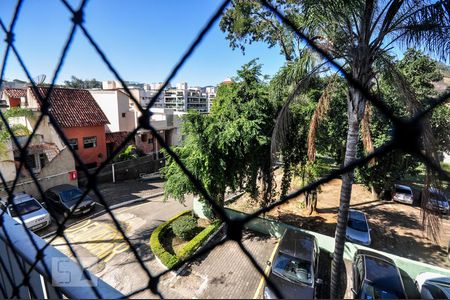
[1,193,36,205]
[46,184,79,193]
[394,184,412,191]
[362,254,404,296]
[349,209,366,221]
[278,229,316,261]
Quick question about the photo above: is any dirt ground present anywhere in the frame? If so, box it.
[227,177,450,269]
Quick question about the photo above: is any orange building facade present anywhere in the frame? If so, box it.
[63,125,107,168]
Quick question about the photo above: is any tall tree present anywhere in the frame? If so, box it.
[64,76,101,89]
[220,0,449,296]
[162,61,277,214]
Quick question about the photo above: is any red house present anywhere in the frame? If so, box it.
[2,88,26,107]
[29,87,110,169]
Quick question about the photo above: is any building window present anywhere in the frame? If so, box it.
[68,138,78,150]
[148,137,153,144]
[26,154,37,169]
[83,136,97,149]
[141,134,148,142]
[122,113,126,118]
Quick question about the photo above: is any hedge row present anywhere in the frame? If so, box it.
[178,220,221,260]
[149,211,222,269]
[149,210,190,269]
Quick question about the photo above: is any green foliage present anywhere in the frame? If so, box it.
[0,108,33,157]
[149,210,190,269]
[115,145,138,162]
[162,60,277,209]
[178,220,221,260]
[171,215,198,241]
[64,75,101,89]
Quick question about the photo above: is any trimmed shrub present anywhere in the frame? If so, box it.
[178,221,221,260]
[171,215,198,241]
[149,210,189,269]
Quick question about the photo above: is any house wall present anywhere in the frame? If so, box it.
[63,126,107,167]
[90,90,135,133]
[0,140,16,182]
[0,147,77,199]
[90,90,119,132]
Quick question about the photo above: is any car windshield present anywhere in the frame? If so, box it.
[361,281,401,299]
[430,192,446,202]
[272,252,312,285]
[348,217,368,232]
[8,200,42,217]
[395,187,411,195]
[60,189,84,206]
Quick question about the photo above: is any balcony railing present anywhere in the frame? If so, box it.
[0,213,123,299]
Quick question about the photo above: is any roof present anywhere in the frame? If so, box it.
[3,88,26,98]
[30,87,109,128]
[278,229,316,261]
[394,184,412,191]
[106,131,131,144]
[0,193,36,205]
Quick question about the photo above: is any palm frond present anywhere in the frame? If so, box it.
[307,75,337,162]
[380,55,442,240]
[396,1,450,61]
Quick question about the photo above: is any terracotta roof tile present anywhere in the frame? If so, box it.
[30,87,109,128]
[106,131,132,145]
[3,88,26,98]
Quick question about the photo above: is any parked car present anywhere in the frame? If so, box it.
[0,193,51,232]
[416,272,450,299]
[352,249,407,299]
[263,229,322,299]
[425,187,449,215]
[346,209,371,246]
[392,184,414,205]
[44,184,95,217]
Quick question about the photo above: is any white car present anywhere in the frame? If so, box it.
[345,209,371,246]
[0,193,51,232]
[392,184,414,205]
[416,272,450,299]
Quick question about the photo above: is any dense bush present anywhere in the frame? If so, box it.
[178,221,221,259]
[171,215,198,241]
[149,210,189,269]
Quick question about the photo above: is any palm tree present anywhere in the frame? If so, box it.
[221,0,449,296]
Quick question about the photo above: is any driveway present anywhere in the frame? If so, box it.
[38,179,165,237]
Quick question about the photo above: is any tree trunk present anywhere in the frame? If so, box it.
[330,111,360,298]
[330,78,367,297]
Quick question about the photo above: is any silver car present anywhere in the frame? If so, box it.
[392,184,414,205]
[0,193,51,231]
[345,209,371,246]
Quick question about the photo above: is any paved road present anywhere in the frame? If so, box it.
[46,193,193,298]
[37,179,165,237]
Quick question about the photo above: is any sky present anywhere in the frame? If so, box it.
[0,0,286,87]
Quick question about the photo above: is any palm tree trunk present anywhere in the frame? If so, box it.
[330,85,365,298]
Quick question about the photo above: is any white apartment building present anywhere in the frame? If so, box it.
[101,80,217,113]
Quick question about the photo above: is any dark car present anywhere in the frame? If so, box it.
[416,272,450,299]
[263,229,321,299]
[352,250,407,299]
[44,184,95,217]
